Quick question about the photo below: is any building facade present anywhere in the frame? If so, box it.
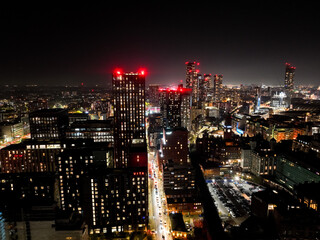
[112,70,146,168]
[159,86,192,131]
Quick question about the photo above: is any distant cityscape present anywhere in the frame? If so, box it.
[0,61,319,240]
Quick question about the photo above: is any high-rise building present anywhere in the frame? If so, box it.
[159,85,192,131]
[57,143,113,214]
[200,74,212,102]
[148,84,160,106]
[284,63,296,92]
[193,73,202,104]
[213,74,223,102]
[112,70,146,168]
[159,129,202,214]
[29,109,69,141]
[185,61,200,105]
[84,167,148,235]
[110,69,148,235]
[185,61,199,89]
[160,128,189,165]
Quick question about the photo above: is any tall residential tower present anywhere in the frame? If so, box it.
[213,74,223,102]
[159,85,192,131]
[284,63,295,92]
[112,69,146,168]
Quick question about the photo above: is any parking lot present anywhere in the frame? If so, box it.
[207,177,265,226]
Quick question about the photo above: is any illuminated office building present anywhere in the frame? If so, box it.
[66,120,114,144]
[29,109,69,141]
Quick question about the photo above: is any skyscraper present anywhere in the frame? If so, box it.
[88,69,150,234]
[213,74,223,102]
[200,74,212,102]
[185,61,199,89]
[148,84,160,106]
[284,63,296,92]
[185,61,200,106]
[159,85,192,131]
[112,70,146,168]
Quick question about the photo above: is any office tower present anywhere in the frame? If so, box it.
[148,84,160,106]
[284,63,296,92]
[112,70,146,168]
[185,61,199,89]
[159,85,192,131]
[213,74,223,101]
[66,119,114,144]
[29,109,69,140]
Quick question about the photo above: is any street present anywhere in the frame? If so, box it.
[148,150,172,240]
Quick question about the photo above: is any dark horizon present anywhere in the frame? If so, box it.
[1,2,319,87]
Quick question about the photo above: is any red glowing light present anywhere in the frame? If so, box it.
[138,68,146,76]
[185,61,189,64]
[196,70,200,73]
[197,62,200,66]
[159,87,192,93]
[114,69,122,75]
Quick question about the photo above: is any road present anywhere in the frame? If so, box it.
[0,133,30,149]
[148,150,172,240]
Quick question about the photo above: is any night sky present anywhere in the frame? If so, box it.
[0,2,319,87]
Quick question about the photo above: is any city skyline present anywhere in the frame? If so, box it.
[0,2,320,240]
[1,2,319,86]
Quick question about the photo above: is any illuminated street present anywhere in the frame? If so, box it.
[0,133,30,149]
[148,150,172,240]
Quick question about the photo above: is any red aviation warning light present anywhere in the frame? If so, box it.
[138,68,146,76]
[114,68,122,75]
